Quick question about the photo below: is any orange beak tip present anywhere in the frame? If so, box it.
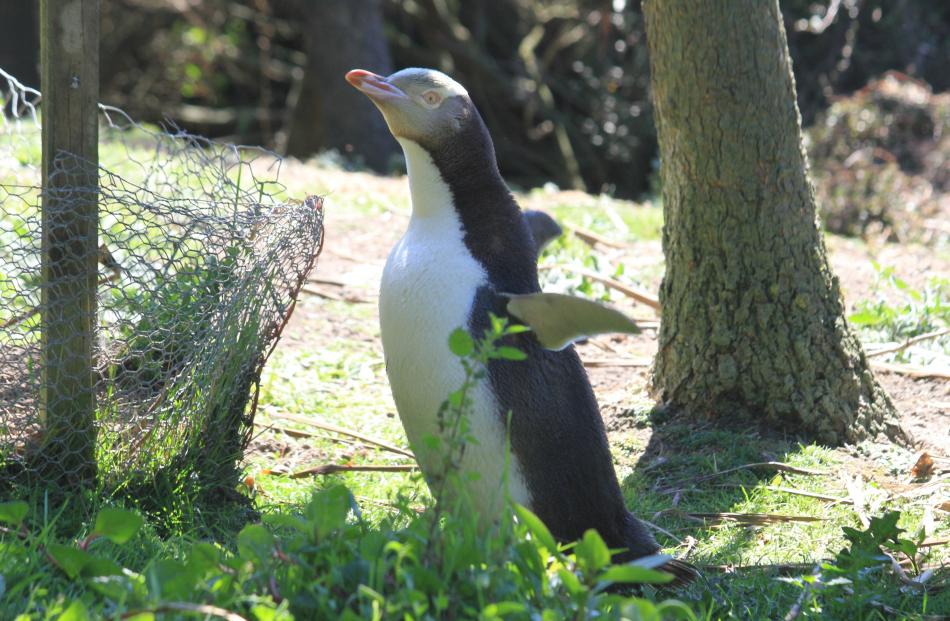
[345,69,371,86]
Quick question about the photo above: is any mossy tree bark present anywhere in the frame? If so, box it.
[642,0,904,444]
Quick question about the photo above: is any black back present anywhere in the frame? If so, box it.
[421,99,659,558]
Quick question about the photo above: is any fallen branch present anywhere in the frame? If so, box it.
[255,422,379,452]
[700,562,815,575]
[307,276,349,287]
[269,411,414,458]
[688,461,826,485]
[289,464,417,478]
[539,265,660,310]
[784,567,821,621]
[641,518,683,544]
[355,494,425,514]
[866,327,950,358]
[300,286,373,304]
[678,511,823,525]
[884,551,930,591]
[571,226,629,249]
[870,361,950,379]
[716,484,851,505]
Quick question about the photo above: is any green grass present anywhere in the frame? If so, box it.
[1,139,948,619]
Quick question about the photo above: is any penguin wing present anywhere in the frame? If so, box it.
[502,292,640,350]
[522,210,563,257]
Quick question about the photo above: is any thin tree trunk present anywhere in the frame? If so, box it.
[283,0,398,171]
[642,0,904,445]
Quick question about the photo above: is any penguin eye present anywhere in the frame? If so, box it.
[421,90,443,107]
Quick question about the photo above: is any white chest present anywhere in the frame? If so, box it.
[379,216,484,448]
[378,140,530,518]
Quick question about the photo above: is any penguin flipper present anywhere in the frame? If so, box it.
[523,210,563,256]
[503,292,641,351]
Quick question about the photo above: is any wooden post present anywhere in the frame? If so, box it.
[40,0,99,484]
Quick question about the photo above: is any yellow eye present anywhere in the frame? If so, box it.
[422,91,442,107]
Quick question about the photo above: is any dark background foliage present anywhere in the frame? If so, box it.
[2,0,947,199]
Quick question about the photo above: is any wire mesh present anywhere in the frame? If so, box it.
[0,68,324,492]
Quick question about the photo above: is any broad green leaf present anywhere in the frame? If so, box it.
[80,557,124,578]
[598,564,674,585]
[482,602,527,617]
[513,504,557,553]
[0,501,28,526]
[306,485,353,539]
[263,513,309,534]
[575,529,611,573]
[93,508,143,544]
[557,567,584,596]
[655,600,701,620]
[496,346,527,361]
[505,324,531,334]
[447,389,465,408]
[87,574,139,602]
[47,544,92,579]
[847,310,883,325]
[506,292,640,350]
[251,604,293,621]
[57,601,90,621]
[448,328,474,357]
[148,559,198,600]
[238,524,275,563]
[189,542,222,572]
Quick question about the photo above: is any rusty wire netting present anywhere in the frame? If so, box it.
[0,68,324,493]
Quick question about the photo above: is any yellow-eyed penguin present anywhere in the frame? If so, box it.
[346,67,694,581]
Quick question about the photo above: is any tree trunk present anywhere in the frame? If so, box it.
[642,0,904,445]
[0,1,39,88]
[283,0,398,171]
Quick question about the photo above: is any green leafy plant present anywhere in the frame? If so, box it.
[779,510,935,619]
[0,320,698,620]
[849,265,949,343]
[112,246,242,391]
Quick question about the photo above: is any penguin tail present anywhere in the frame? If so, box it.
[658,557,700,588]
[615,514,699,587]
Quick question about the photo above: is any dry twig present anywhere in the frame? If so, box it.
[870,361,950,379]
[289,463,417,478]
[688,461,826,485]
[571,226,629,249]
[866,327,950,358]
[269,411,414,458]
[539,265,660,309]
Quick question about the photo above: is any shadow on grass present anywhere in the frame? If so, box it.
[620,405,948,619]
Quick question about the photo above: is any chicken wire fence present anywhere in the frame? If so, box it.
[0,69,324,493]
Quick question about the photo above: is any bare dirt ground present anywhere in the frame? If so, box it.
[277,177,949,460]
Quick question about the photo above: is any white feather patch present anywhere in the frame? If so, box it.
[379,139,531,521]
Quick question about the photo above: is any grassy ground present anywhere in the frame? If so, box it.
[1,156,948,619]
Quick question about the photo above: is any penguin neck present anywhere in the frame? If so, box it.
[398,138,458,224]
[398,128,539,294]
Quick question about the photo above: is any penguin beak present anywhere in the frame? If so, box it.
[345,69,408,104]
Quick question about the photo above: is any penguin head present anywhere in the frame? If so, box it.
[345,68,476,149]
